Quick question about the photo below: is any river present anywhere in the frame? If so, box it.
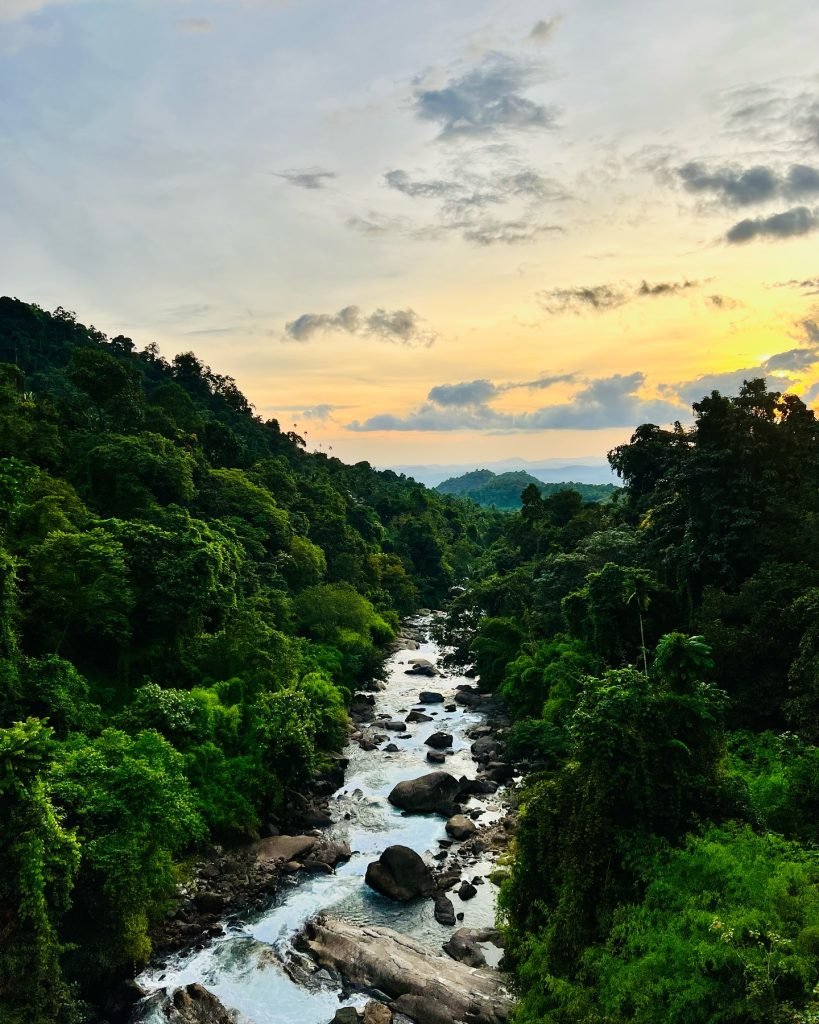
[136,613,509,1024]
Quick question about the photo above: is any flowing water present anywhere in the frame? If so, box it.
[137,615,508,1024]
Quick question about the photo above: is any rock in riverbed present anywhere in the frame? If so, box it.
[433,893,456,926]
[406,709,432,723]
[425,731,453,750]
[365,845,434,901]
[443,928,503,969]
[418,690,444,703]
[445,814,477,840]
[133,983,237,1024]
[388,772,462,816]
[299,916,513,1024]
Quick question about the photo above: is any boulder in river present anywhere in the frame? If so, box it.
[406,664,438,677]
[388,771,462,816]
[252,834,317,867]
[433,893,456,926]
[331,1009,360,1024]
[471,736,505,763]
[384,720,408,731]
[299,916,513,1024]
[426,750,446,764]
[135,983,237,1024]
[445,814,477,841]
[365,845,434,901]
[454,689,481,707]
[425,731,453,750]
[362,1001,392,1024]
[484,762,514,784]
[418,691,444,704]
[458,880,478,901]
[406,710,432,723]
[461,777,498,796]
[443,928,501,969]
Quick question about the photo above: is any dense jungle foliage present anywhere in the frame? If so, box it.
[0,297,496,1022]
[443,380,819,1023]
[435,468,617,509]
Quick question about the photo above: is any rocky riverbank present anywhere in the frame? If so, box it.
[130,614,520,1024]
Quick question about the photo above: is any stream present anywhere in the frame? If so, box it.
[136,613,509,1024]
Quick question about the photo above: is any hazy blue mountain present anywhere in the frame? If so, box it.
[387,457,616,488]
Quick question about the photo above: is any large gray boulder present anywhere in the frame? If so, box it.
[425,732,453,750]
[300,916,513,1024]
[365,845,434,901]
[388,772,462,816]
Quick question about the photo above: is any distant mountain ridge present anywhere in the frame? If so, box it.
[387,456,616,488]
[435,469,619,509]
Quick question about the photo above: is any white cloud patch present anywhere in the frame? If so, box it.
[283,305,436,346]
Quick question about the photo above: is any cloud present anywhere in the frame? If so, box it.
[773,276,819,295]
[427,373,575,407]
[347,372,684,432]
[301,404,339,421]
[538,284,628,314]
[427,379,498,406]
[528,17,559,44]
[637,279,698,297]
[669,323,819,403]
[677,161,819,207]
[721,84,819,150]
[347,333,819,434]
[383,165,568,245]
[276,168,337,190]
[283,305,435,346]
[176,18,214,33]
[413,52,560,140]
[672,366,795,406]
[725,206,819,243]
[536,279,699,314]
[385,167,567,210]
[706,294,740,309]
[462,218,562,245]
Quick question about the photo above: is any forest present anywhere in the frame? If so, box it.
[443,382,819,1023]
[0,298,494,1022]
[0,297,817,1024]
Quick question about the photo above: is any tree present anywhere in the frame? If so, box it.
[0,718,80,1024]
[24,528,134,661]
[51,729,204,987]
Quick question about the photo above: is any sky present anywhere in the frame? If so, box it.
[2,0,819,468]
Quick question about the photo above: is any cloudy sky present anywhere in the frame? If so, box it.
[2,0,819,466]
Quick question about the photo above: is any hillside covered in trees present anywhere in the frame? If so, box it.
[443,381,819,1024]
[0,298,495,1022]
[435,469,618,510]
